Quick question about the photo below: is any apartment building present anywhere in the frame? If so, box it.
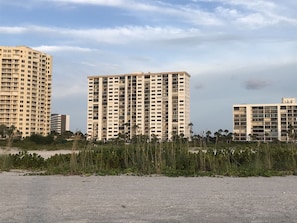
[87,71,191,141]
[0,46,52,137]
[233,98,297,142]
[51,114,70,134]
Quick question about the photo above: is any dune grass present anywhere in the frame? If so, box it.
[1,141,297,177]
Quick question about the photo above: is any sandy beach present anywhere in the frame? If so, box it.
[1,172,297,223]
[0,148,77,159]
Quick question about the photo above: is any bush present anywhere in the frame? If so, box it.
[1,142,297,176]
[8,151,45,170]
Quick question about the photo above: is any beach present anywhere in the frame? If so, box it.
[0,148,77,159]
[1,172,297,223]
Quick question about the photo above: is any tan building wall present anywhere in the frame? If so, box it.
[233,98,297,142]
[87,71,191,141]
[0,46,52,137]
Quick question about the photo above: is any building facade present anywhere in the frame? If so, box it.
[233,98,297,142]
[51,114,70,135]
[87,71,191,141]
[0,46,52,137]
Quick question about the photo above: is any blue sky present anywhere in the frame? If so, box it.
[1,0,297,135]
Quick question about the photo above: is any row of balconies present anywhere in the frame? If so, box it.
[0,87,18,91]
[0,80,18,85]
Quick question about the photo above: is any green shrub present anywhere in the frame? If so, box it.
[1,142,297,176]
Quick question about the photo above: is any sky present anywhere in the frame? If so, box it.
[1,0,297,135]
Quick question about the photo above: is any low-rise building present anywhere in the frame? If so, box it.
[233,98,297,142]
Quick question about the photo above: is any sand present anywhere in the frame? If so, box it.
[0,172,297,223]
[0,148,77,159]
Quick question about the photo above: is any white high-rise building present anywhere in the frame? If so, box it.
[87,71,191,141]
[51,114,70,134]
[0,46,52,137]
[233,98,297,142]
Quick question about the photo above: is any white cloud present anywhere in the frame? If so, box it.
[215,6,240,18]
[0,25,55,34]
[3,0,297,29]
[177,6,222,26]
[50,0,160,11]
[33,45,94,52]
[1,24,202,44]
[0,26,27,34]
[52,0,126,6]
[82,26,199,44]
[218,0,297,27]
[237,13,273,27]
[49,0,222,26]
[227,0,276,11]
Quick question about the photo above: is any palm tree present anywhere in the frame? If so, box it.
[191,134,201,147]
[214,131,219,145]
[226,132,233,144]
[6,125,17,148]
[132,124,140,141]
[188,122,194,141]
[223,129,230,143]
[151,134,159,144]
[0,124,7,139]
[206,130,211,143]
[249,133,258,141]
[61,130,74,140]
[287,124,295,143]
[122,122,130,142]
[116,133,125,144]
[224,129,229,135]
[214,129,223,145]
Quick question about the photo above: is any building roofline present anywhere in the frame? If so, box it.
[88,71,190,79]
[0,46,52,57]
[233,97,297,107]
[233,103,297,107]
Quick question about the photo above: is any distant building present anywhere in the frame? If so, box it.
[87,71,191,141]
[0,46,52,137]
[51,114,70,134]
[233,98,297,142]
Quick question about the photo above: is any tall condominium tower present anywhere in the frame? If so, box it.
[87,71,191,141]
[51,114,70,135]
[0,46,52,137]
[233,98,297,142]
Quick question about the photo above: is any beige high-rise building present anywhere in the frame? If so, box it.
[233,98,297,142]
[87,71,191,141]
[0,46,52,138]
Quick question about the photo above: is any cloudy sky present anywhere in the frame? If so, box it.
[1,0,296,135]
